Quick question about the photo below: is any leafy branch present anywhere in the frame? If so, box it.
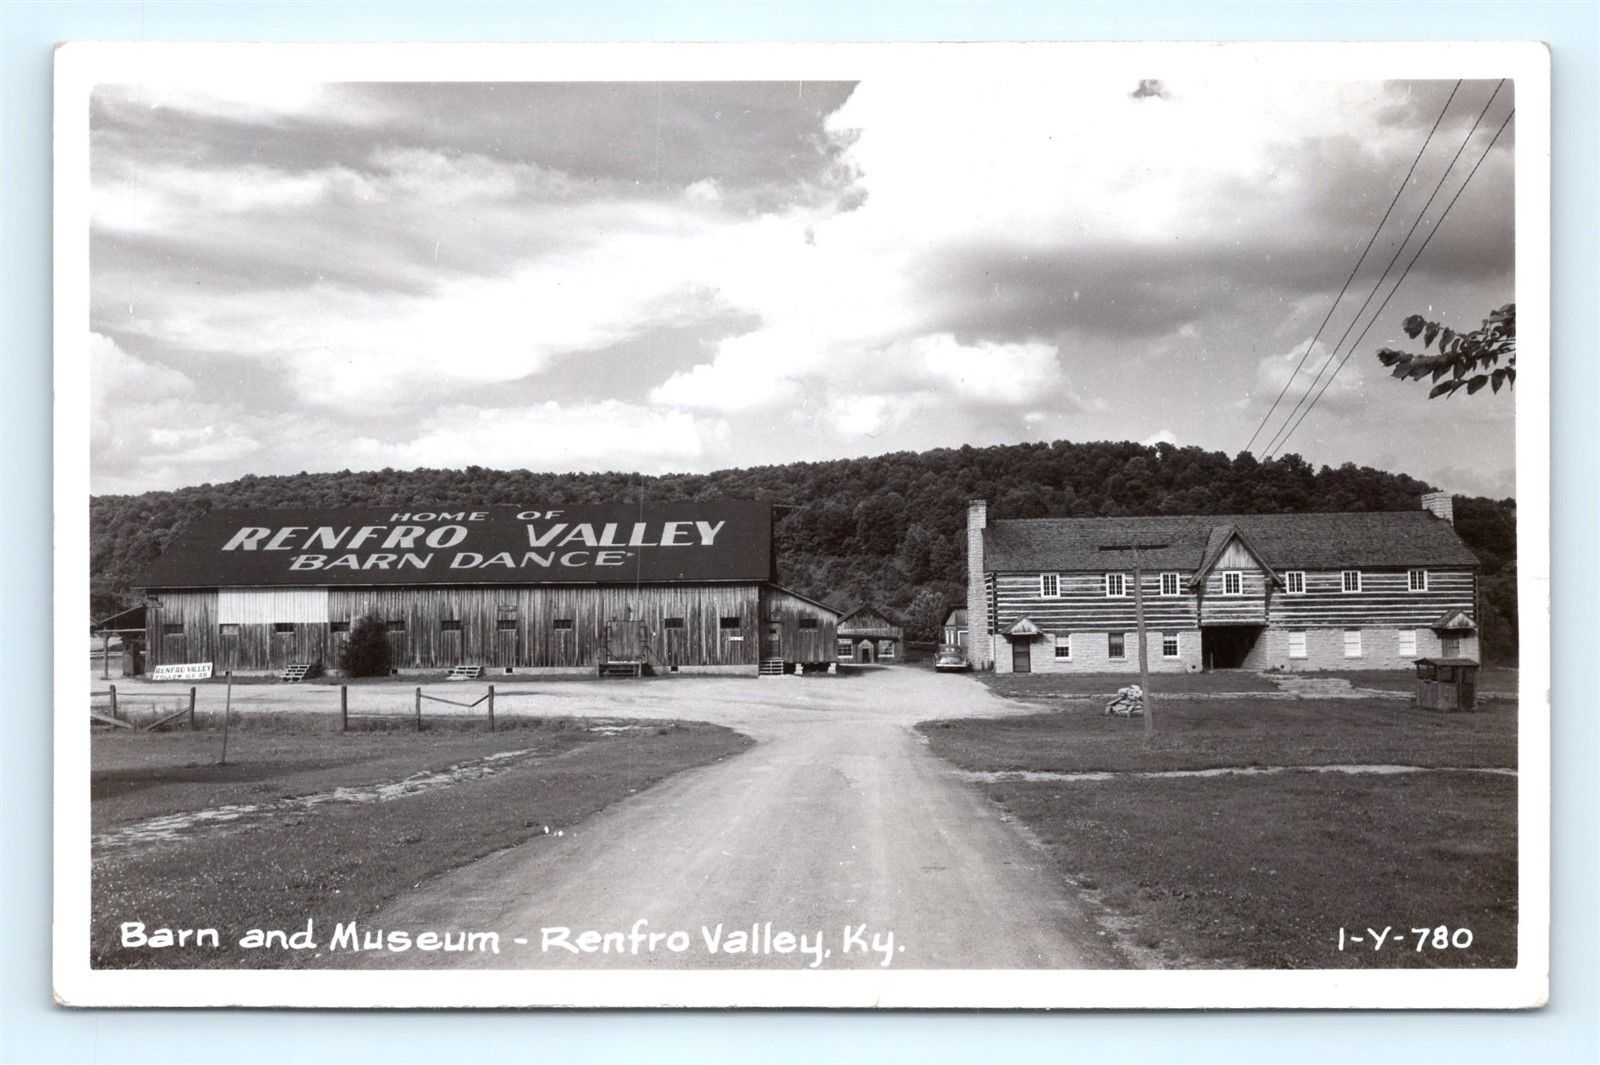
[1376,303,1516,399]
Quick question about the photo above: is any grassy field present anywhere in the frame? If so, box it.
[92,718,752,968]
[919,697,1518,968]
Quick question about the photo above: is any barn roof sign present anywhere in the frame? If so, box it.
[135,502,775,589]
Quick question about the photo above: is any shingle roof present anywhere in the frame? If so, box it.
[983,511,1478,572]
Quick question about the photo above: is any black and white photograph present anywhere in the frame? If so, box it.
[52,42,1550,1009]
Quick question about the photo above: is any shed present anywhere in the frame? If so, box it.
[1413,657,1479,712]
[941,609,968,649]
[836,605,905,664]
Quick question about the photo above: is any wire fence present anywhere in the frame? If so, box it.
[91,679,541,733]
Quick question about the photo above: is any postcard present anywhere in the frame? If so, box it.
[53,41,1549,1009]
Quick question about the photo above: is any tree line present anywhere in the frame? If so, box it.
[89,439,1518,662]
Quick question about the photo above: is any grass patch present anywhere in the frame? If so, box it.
[91,720,752,968]
[920,696,1516,774]
[980,671,1283,698]
[920,696,1518,968]
[1320,667,1520,694]
[989,772,1516,968]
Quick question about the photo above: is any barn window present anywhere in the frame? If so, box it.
[837,639,853,657]
[219,623,240,637]
[1288,631,1307,659]
[1039,573,1060,598]
[719,616,742,630]
[880,642,896,659]
[1342,570,1362,593]
[1161,632,1179,658]
[663,617,686,629]
[1284,571,1305,594]
[1108,632,1126,659]
[162,623,183,636]
[1222,571,1243,595]
[1105,573,1127,597]
[495,619,516,631]
[273,622,296,634]
[1160,572,1180,596]
[553,619,574,632]
[385,619,406,632]
[1343,629,1363,658]
[1398,629,1418,657]
[1054,634,1071,660]
[1408,569,1429,592]
[329,620,349,633]
[440,619,462,632]
[798,618,819,630]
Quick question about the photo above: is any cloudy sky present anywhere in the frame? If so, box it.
[89,76,1516,498]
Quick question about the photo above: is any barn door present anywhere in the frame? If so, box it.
[494,622,516,669]
[606,619,645,660]
[1012,639,1031,673]
[763,621,783,659]
[442,626,463,666]
[270,625,297,668]
[162,630,187,665]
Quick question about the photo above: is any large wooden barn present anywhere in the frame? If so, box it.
[965,492,1482,674]
[134,501,840,677]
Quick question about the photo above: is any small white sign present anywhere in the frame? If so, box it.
[150,662,213,681]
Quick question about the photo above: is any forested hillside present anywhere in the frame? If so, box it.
[90,440,1518,662]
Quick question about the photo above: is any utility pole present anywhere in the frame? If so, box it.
[1103,542,1163,737]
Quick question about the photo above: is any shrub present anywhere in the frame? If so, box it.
[338,615,392,678]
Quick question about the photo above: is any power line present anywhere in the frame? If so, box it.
[1242,80,1462,455]
[1257,79,1506,459]
[1266,106,1514,459]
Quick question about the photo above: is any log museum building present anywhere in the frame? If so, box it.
[966,492,1482,674]
[134,502,840,677]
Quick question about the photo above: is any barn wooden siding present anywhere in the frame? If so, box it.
[759,587,839,664]
[989,566,1475,634]
[145,582,840,672]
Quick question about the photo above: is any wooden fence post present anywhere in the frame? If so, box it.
[340,685,349,732]
[487,685,495,732]
[415,686,423,731]
[188,686,197,730]
[219,670,234,766]
[108,684,118,721]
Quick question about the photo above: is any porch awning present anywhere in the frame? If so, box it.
[1430,609,1477,632]
[1003,617,1045,639]
[92,604,147,634]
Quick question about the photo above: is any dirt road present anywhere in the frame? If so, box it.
[313,668,1120,970]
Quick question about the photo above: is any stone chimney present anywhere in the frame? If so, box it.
[1421,491,1455,525]
[966,499,991,669]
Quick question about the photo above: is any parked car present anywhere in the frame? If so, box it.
[933,645,970,672]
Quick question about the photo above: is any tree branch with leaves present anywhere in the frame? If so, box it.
[1376,303,1515,398]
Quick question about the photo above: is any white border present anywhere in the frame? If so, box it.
[52,41,1551,1010]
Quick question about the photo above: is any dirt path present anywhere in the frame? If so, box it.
[323,668,1119,970]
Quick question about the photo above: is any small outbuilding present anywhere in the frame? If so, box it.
[836,605,904,664]
[1413,657,1480,712]
[941,609,968,649]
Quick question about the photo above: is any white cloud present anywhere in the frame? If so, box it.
[367,401,723,473]
[89,333,263,492]
[88,78,1515,494]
